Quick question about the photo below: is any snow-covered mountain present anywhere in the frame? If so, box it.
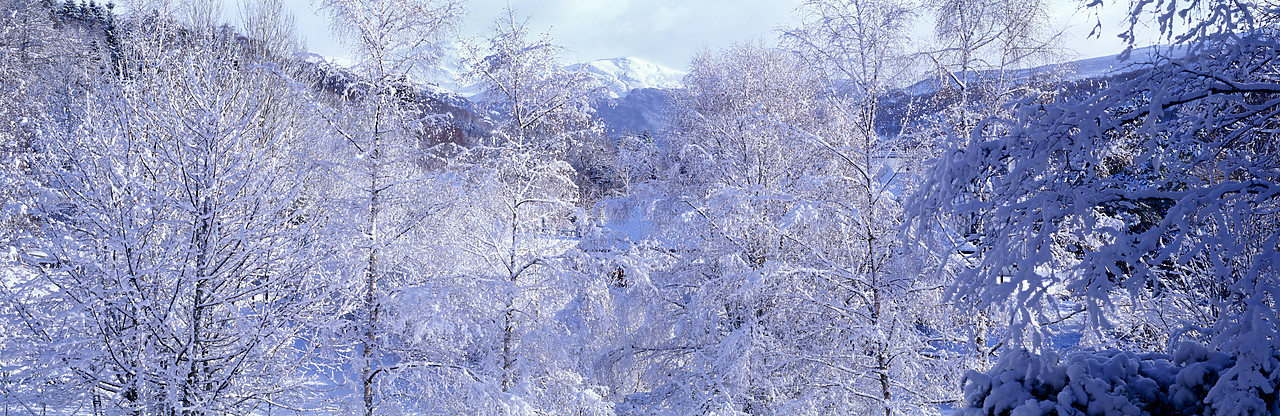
[417,53,684,136]
[587,49,1192,137]
[562,57,685,136]
[421,46,686,101]
[904,45,1186,96]
[1052,44,1188,81]
[406,48,1183,140]
[567,57,686,99]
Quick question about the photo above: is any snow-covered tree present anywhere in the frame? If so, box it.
[923,0,1063,135]
[0,0,62,226]
[321,0,462,82]
[660,43,844,415]
[313,0,465,413]
[463,7,609,204]
[589,37,962,415]
[443,8,613,414]
[15,18,328,414]
[0,1,110,411]
[911,0,1280,413]
[784,1,978,412]
[923,0,1070,368]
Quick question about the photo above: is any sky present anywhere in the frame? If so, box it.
[275,0,1154,72]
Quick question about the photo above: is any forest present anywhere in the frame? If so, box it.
[0,0,1276,414]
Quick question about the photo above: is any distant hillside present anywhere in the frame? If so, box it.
[567,57,686,99]
[905,45,1181,95]
[305,46,1176,144]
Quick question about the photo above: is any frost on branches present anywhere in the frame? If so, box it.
[910,1,1280,413]
[587,38,970,414]
[16,21,327,414]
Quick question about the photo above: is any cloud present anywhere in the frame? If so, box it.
[285,0,1143,75]
[650,5,689,34]
[459,0,802,70]
[554,0,632,22]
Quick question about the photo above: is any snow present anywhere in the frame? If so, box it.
[421,48,684,101]
[566,57,686,99]
[904,45,1190,96]
[955,343,1276,416]
[1052,45,1190,81]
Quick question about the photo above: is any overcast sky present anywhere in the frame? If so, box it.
[278,0,1154,72]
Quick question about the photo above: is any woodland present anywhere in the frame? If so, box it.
[0,0,1276,414]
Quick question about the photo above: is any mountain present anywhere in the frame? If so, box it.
[568,57,686,99]
[586,49,1188,138]
[567,57,684,136]
[905,45,1184,95]
[446,54,684,137]
[424,49,686,99]
[305,58,494,148]
[1053,44,1188,80]
[386,48,1183,141]
[594,88,672,137]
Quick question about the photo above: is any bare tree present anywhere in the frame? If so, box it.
[238,0,300,58]
[925,0,1063,136]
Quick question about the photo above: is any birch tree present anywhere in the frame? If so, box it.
[783,1,975,412]
[924,0,1061,136]
[447,8,612,414]
[237,0,300,59]
[314,0,465,413]
[18,16,327,414]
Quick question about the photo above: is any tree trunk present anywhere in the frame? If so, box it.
[501,301,516,392]
[362,108,384,416]
[186,176,213,416]
[502,193,521,392]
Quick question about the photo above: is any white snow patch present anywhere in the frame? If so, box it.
[568,57,686,99]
